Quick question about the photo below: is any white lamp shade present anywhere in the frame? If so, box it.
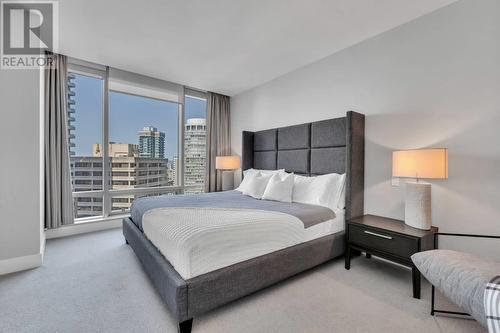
[392,148,448,179]
[216,156,241,170]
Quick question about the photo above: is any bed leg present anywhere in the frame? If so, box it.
[178,319,193,333]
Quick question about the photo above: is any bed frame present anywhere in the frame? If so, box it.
[122,111,365,333]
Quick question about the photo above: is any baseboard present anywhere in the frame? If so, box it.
[40,230,46,260]
[0,252,43,275]
[0,220,120,275]
[45,218,122,239]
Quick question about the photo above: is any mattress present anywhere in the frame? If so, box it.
[130,191,336,230]
[141,206,345,279]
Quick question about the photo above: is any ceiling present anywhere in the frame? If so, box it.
[59,0,457,96]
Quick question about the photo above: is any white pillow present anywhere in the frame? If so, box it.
[335,175,346,209]
[262,173,294,203]
[237,168,286,192]
[242,173,272,199]
[242,168,285,177]
[292,174,330,207]
[235,171,257,193]
[328,173,346,210]
[292,173,345,209]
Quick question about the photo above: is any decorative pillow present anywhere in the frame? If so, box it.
[292,173,345,209]
[262,173,294,203]
[242,173,273,199]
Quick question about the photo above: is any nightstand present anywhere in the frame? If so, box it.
[345,214,438,299]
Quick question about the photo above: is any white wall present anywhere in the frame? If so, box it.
[0,69,43,272]
[231,0,500,257]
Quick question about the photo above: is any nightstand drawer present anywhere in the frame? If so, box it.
[348,224,418,258]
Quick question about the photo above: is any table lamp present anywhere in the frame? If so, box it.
[216,155,241,191]
[392,148,448,230]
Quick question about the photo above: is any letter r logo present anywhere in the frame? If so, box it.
[2,2,53,55]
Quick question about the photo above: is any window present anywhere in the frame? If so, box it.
[67,63,206,222]
[67,73,104,219]
[112,172,130,177]
[184,94,207,194]
[74,171,91,176]
[107,91,180,213]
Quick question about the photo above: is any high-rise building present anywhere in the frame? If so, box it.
[172,156,179,187]
[184,118,206,193]
[166,159,177,186]
[138,126,165,158]
[71,143,168,218]
[67,73,77,156]
[93,142,139,157]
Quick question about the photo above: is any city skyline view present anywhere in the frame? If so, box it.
[68,72,208,218]
[71,74,206,159]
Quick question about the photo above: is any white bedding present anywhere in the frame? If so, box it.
[305,209,345,242]
[142,207,345,279]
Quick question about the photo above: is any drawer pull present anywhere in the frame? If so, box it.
[364,230,393,240]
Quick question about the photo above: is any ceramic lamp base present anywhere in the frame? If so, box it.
[405,182,432,230]
[221,170,235,191]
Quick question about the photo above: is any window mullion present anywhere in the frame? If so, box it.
[178,88,185,190]
[102,66,111,217]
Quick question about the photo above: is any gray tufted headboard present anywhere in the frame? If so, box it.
[241,111,365,220]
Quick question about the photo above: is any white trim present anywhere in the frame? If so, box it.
[185,87,207,101]
[45,218,122,239]
[73,213,129,224]
[0,253,43,275]
[40,231,46,262]
[109,67,182,104]
[39,64,45,265]
[68,57,107,72]
[68,57,107,79]
[109,83,180,104]
[68,65,105,79]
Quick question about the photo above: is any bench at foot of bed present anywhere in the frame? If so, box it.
[178,319,193,333]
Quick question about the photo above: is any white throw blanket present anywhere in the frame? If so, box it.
[142,207,305,279]
[486,276,500,333]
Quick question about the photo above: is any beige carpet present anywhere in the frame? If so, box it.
[0,228,485,333]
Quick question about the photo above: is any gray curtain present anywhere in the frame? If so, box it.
[44,53,74,229]
[205,92,231,192]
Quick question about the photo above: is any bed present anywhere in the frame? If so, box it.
[122,111,365,333]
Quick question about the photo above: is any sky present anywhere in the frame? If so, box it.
[71,74,206,159]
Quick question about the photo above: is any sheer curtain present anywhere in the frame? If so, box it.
[44,53,74,229]
[205,92,231,192]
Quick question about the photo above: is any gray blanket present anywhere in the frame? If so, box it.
[130,190,336,230]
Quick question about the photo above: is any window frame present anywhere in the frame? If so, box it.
[67,62,206,222]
